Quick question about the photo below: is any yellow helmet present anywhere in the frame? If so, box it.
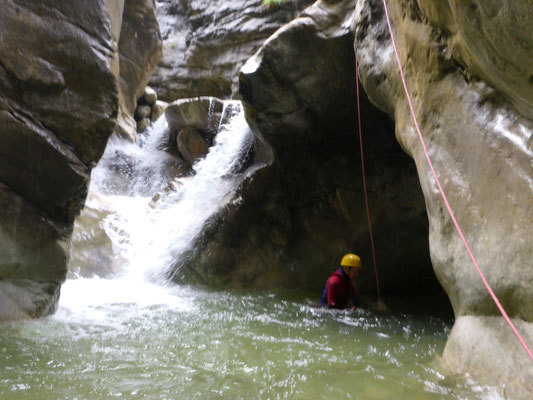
[340,253,362,269]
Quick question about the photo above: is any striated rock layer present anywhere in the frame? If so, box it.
[354,0,533,397]
[0,0,161,320]
[150,0,314,101]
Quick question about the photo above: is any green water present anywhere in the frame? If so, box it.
[1,278,501,399]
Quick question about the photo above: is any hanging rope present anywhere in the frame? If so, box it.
[355,60,382,302]
[380,0,533,361]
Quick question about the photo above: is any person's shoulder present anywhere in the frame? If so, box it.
[327,272,342,285]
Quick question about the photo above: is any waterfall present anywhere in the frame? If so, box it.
[70,100,253,284]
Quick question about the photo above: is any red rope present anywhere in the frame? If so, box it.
[381,0,533,361]
[355,60,382,302]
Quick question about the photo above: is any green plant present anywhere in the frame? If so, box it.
[262,0,290,6]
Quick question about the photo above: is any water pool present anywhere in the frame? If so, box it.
[1,278,503,399]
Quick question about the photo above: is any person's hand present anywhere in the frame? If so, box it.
[376,300,387,311]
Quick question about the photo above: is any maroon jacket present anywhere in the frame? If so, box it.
[319,269,361,309]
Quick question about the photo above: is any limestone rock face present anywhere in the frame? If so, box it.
[417,0,533,120]
[0,0,120,320]
[0,0,162,320]
[67,193,124,279]
[182,0,435,298]
[149,0,314,101]
[115,0,163,141]
[354,0,533,397]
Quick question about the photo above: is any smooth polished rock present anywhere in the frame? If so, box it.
[135,105,152,121]
[143,86,158,106]
[151,100,168,122]
[177,126,208,165]
[0,0,162,319]
[166,97,225,135]
[442,316,533,400]
[354,0,533,396]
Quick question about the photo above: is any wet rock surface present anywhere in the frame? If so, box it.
[0,0,162,319]
[134,86,166,132]
[182,0,436,300]
[67,193,123,279]
[166,97,224,135]
[165,97,226,165]
[354,0,533,397]
[115,0,163,141]
[177,126,208,165]
[151,100,169,122]
[149,0,314,100]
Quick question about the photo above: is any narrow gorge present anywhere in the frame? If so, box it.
[1,0,532,398]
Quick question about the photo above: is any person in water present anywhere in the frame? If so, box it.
[319,253,363,309]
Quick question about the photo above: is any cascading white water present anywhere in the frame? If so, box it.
[81,100,253,283]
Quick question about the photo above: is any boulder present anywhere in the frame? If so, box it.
[143,86,158,106]
[151,100,168,122]
[354,0,533,397]
[149,0,314,100]
[137,117,151,133]
[135,105,152,120]
[166,97,225,134]
[177,126,208,165]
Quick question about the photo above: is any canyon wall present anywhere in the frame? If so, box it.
[353,0,533,397]
[0,0,161,319]
[149,0,314,100]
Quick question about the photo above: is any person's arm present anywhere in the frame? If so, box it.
[351,288,362,309]
[326,278,343,309]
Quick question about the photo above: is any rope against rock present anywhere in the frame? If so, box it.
[379,0,533,361]
[355,60,382,303]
